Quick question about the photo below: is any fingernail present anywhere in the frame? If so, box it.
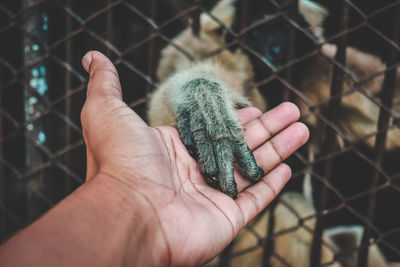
[82,52,93,73]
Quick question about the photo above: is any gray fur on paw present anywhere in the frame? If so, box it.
[173,78,264,199]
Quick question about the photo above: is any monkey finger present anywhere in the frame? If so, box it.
[189,115,219,187]
[193,130,219,188]
[213,138,237,199]
[233,142,264,183]
[175,107,197,158]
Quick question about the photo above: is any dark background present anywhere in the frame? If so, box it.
[0,0,399,265]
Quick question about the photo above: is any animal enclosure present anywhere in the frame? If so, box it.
[0,0,399,266]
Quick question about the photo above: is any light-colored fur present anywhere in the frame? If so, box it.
[300,43,400,151]
[148,0,395,266]
[148,0,265,126]
[155,0,400,151]
[299,0,328,40]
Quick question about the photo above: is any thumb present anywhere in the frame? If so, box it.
[82,50,122,100]
[81,51,125,180]
[80,50,150,147]
[80,51,125,134]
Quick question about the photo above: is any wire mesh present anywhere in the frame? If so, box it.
[0,0,399,266]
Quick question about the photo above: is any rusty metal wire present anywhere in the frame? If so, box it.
[0,0,399,266]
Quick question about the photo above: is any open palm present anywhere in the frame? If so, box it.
[80,51,309,266]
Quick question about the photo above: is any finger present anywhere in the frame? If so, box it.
[80,51,126,132]
[233,141,264,183]
[175,107,197,158]
[82,51,122,100]
[237,107,262,125]
[244,102,300,150]
[190,117,219,187]
[214,138,236,199]
[253,122,309,172]
[80,51,149,152]
[236,163,291,225]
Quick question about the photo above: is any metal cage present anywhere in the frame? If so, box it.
[0,0,399,266]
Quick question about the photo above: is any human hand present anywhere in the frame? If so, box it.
[80,51,309,266]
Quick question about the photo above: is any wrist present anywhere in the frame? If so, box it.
[0,172,169,267]
[91,172,170,267]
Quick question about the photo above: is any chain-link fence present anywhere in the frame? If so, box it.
[0,0,399,266]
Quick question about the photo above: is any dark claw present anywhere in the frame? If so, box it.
[252,167,265,183]
[220,180,238,199]
[186,143,198,160]
[233,143,264,183]
[204,176,219,189]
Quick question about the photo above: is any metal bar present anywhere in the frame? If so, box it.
[106,0,114,58]
[265,3,298,259]
[0,0,26,240]
[64,0,72,195]
[218,240,235,267]
[191,0,201,36]
[310,2,350,267]
[146,0,157,94]
[282,0,298,101]
[357,5,400,267]
[0,16,4,239]
[263,200,278,267]
[22,0,50,221]
[239,0,249,32]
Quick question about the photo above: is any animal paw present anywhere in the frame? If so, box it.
[172,78,264,199]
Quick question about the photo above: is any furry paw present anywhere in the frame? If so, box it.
[173,78,264,199]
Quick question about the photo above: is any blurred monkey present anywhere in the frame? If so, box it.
[299,43,400,153]
[148,0,396,265]
[149,0,265,199]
